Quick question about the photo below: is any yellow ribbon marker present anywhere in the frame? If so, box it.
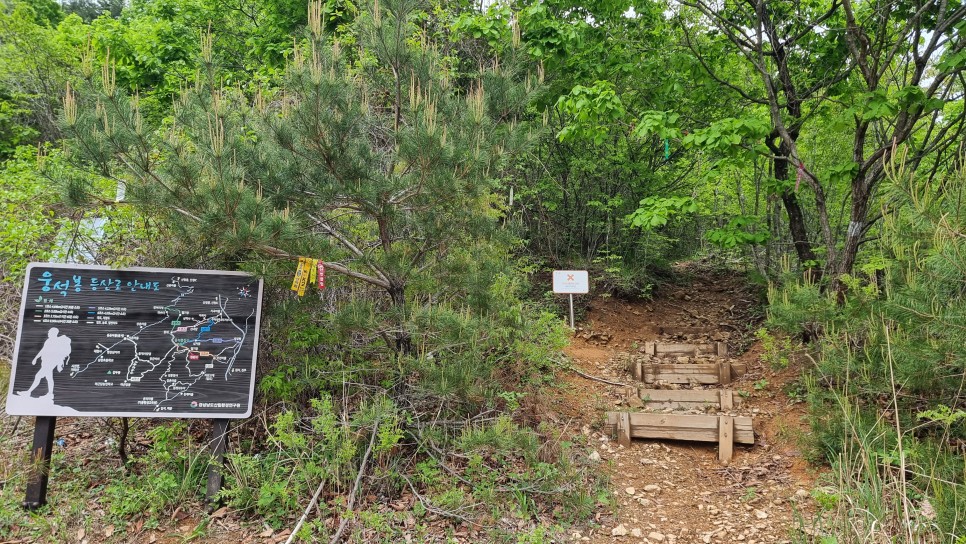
[291,257,306,292]
[309,259,318,287]
[296,257,312,296]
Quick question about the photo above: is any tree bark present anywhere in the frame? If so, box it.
[771,141,821,280]
[831,177,873,295]
[387,282,412,355]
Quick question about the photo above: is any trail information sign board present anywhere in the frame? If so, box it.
[551,270,589,329]
[552,270,589,294]
[6,263,263,418]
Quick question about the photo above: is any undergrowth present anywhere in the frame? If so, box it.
[771,158,966,543]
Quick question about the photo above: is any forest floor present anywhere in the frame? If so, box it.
[0,263,825,543]
[549,262,823,543]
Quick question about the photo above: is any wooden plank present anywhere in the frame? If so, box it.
[719,390,734,411]
[637,389,741,410]
[634,360,642,381]
[618,412,632,447]
[605,412,754,444]
[639,389,723,402]
[654,343,716,355]
[716,342,729,357]
[625,386,643,408]
[718,362,732,386]
[641,363,747,385]
[718,416,734,464]
[658,326,717,336]
[643,341,656,356]
[641,365,718,385]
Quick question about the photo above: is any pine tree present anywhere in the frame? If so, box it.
[63,0,539,353]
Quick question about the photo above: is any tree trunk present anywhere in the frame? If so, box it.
[773,151,821,281]
[387,283,412,355]
[831,178,873,296]
[780,190,817,266]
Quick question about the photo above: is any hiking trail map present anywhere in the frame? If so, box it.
[6,263,263,418]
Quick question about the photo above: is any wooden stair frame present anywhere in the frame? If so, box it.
[605,412,752,464]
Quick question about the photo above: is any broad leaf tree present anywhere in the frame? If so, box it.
[679,0,966,285]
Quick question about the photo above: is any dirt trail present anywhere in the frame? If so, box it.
[547,264,819,544]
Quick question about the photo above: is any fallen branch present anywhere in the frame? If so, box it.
[285,478,326,544]
[556,361,630,387]
[400,472,480,524]
[9,416,22,436]
[328,419,380,544]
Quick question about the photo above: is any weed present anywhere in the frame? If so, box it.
[102,421,208,521]
[754,328,791,369]
[810,487,838,510]
[783,379,808,403]
[497,390,527,412]
[741,486,758,502]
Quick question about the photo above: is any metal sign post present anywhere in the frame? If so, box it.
[7,263,264,508]
[552,270,589,329]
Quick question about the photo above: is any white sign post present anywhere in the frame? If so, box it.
[552,270,589,329]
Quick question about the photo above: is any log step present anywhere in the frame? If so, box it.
[643,341,728,357]
[605,412,754,444]
[630,362,747,384]
[657,326,718,336]
[635,388,740,410]
[604,412,753,463]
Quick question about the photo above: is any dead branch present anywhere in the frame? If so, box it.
[328,419,380,544]
[286,478,326,544]
[400,472,480,524]
[556,360,630,387]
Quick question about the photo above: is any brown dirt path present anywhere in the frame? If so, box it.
[546,264,821,544]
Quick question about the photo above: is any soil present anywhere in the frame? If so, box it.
[549,262,822,543]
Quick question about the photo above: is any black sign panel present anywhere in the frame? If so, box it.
[5,263,263,418]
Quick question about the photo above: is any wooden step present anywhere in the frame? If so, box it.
[643,341,728,357]
[604,412,754,463]
[629,361,747,385]
[657,326,718,336]
[633,388,740,410]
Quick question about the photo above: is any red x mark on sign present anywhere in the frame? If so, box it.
[566,274,575,281]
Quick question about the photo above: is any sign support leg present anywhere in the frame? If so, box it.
[23,416,56,510]
[569,294,575,329]
[206,418,230,508]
